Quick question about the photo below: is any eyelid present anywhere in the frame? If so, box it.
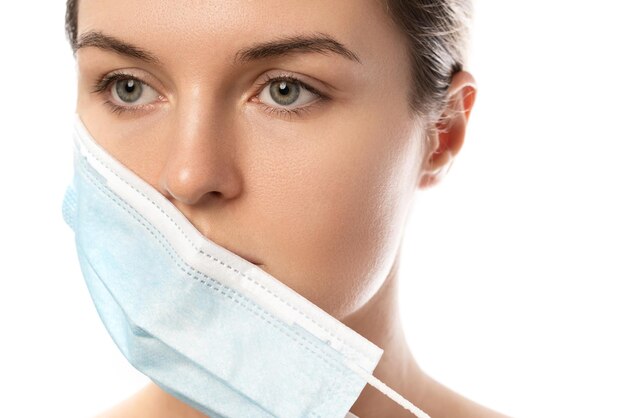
[253,71,328,100]
[248,71,330,120]
[90,70,166,114]
[91,69,329,119]
[91,69,157,93]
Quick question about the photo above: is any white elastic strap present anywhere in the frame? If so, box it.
[345,412,359,418]
[348,365,431,418]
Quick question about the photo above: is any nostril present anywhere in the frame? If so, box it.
[159,153,243,205]
[161,175,220,206]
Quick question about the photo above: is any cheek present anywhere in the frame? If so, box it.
[78,86,422,319]
[251,111,421,318]
[76,90,171,183]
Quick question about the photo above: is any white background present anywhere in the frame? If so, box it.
[0,1,624,417]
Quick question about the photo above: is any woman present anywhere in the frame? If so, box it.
[63,0,502,417]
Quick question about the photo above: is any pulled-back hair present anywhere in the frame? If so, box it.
[64,0,472,126]
[382,0,472,125]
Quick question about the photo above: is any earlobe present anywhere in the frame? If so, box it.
[418,149,454,189]
[417,70,477,190]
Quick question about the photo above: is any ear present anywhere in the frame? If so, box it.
[418,71,477,189]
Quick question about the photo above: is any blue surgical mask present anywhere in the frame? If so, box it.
[61,113,429,418]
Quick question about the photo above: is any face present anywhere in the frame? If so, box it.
[75,0,427,319]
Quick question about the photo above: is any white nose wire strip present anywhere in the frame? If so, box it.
[348,363,431,418]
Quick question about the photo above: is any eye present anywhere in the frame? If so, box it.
[257,76,322,111]
[110,77,160,107]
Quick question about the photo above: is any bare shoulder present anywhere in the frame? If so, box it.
[91,384,164,418]
[91,382,209,418]
[420,373,512,418]
[457,400,511,418]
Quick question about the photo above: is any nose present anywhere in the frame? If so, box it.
[158,97,243,206]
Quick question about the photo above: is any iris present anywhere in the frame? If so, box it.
[269,80,300,106]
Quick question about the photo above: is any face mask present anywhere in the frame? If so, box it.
[61,113,430,418]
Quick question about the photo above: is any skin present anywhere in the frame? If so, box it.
[73,0,503,417]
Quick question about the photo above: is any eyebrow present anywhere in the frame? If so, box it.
[233,33,362,64]
[73,30,362,66]
[74,31,162,65]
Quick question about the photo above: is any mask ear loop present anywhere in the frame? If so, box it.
[348,364,431,418]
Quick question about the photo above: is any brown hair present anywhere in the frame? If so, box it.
[64,0,472,125]
[382,0,472,125]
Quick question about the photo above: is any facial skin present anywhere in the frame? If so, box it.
[77,0,425,317]
[74,1,483,417]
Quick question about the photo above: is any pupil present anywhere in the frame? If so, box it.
[270,80,300,106]
[115,78,143,103]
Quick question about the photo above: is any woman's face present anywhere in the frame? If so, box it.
[75,0,427,319]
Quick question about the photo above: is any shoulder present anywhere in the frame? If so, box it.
[92,384,164,418]
[92,397,141,418]
[92,382,209,418]
[419,373,512,418]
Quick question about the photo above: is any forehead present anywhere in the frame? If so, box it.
[77,0,407,72]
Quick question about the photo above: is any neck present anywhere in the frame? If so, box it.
[341,250,428,418]
[131,248,507,418]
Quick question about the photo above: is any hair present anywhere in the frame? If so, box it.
[64,0,471,127]
[382,0,473,127]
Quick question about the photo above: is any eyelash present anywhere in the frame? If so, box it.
[90,71,327,119]
[90,71,161,115]
[253,73,326,120]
